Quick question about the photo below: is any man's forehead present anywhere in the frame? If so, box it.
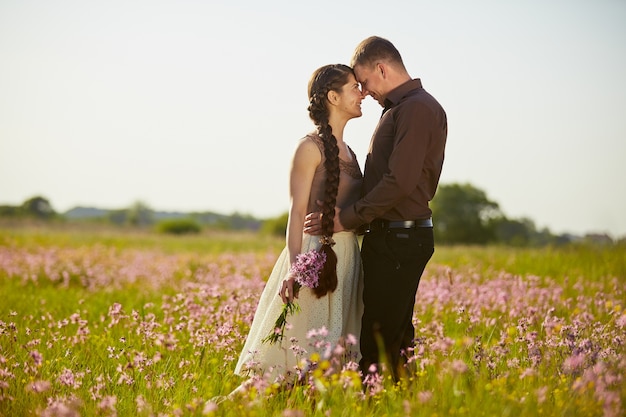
[353,65,369,82]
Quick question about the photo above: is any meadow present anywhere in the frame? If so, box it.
[1,225,624,416]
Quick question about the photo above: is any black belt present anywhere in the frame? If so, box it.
[367,217,433,231]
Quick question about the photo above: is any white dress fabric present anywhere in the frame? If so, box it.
[234,133,364,380]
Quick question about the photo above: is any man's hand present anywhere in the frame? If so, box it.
[303,211,323,235]
[303,202,346,235]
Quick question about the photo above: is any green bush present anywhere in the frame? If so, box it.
[155,218,201,235]
[260,212,288,237]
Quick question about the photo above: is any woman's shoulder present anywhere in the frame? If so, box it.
[296,132,324,156]
[300,132,324,149]
[293,132,323,165]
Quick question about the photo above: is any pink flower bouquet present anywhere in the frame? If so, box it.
[262,249,326,344]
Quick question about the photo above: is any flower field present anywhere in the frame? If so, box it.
[1,227,624,416]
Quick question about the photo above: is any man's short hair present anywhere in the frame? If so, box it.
[350,36,405,69]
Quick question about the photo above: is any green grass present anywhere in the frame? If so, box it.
[0,223,284,254]
[431,243,626,282]
[0,225,624,416]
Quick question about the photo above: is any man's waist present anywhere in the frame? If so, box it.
[367,217,433,231]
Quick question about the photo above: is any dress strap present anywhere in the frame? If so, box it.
[305,132,325,155]
[304,132,362,179]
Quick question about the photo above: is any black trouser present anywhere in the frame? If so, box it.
[359,226,434,381]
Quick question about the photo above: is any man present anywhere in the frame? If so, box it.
[306,36,447,381]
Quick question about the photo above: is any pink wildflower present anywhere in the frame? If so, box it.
[98,395,117,413]
[363,371,384,395]
[41,399,81,417]
[563,353,586,373]
[58,368,76,387]
[136,395,150,414]
[27,380,51,393]
[520,367,537,378]
[451,359,469,374]
[30,350,43,367]
[536,386,548,403]
[418,390,433,404]
[289,250,326,289]
[403,399,412,415]
[306,326,330,339]
[203,401,218,413]
[333,344,345,356]
[283,410,305,417]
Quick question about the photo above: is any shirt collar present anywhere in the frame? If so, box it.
[383,78,423,109]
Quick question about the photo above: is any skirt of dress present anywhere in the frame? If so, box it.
[234,231,363,380]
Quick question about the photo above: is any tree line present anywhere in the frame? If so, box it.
[431,183,569,246]
[0,197,260,234]
[257,183,619,246]
[1,184,619,246]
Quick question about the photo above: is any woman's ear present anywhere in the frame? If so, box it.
[327,90,340,106]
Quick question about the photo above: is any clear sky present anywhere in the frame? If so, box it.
[1,0,625,238]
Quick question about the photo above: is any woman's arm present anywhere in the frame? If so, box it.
[280,137,321,303]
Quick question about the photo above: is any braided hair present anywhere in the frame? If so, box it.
[306,64,353,298]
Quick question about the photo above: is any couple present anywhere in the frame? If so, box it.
[234,36,448,386]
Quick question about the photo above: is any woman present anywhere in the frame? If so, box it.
[233,64,365,384]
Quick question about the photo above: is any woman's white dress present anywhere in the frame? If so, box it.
[234,133,364,380]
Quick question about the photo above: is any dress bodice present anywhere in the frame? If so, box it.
[305,133,363,213]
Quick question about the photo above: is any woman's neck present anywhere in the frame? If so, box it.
[329,114,347,143]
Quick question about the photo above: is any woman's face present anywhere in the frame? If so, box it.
[334,73,364,120]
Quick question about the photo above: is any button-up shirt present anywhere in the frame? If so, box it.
[340,78,447,229]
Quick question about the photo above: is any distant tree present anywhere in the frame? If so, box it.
[490,216,536,246]
[190,212,224,226]
[431,183,501,244]
[21,196,56,219]
[230,212,261,230]
[261,212,289,237]
[155,218,201,235]
[107,209,128,225]
[126,201,154,226]
[535,227,565,246]
[214,212,262,231]
[0,205,20,217]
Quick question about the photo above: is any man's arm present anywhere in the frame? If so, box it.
[340,103,431,229]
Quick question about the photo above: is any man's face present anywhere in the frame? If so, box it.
[353,63,386,107]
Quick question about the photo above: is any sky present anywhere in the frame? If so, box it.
[1,0,625,238]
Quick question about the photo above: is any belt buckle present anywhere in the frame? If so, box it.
[399,220,414,228]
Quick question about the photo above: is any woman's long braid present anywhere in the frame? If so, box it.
[306,64,351,298]
[313,119,339,297]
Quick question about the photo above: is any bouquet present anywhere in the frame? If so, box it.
[262,249,326,344]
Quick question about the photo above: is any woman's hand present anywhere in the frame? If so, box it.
[279,276,298,304]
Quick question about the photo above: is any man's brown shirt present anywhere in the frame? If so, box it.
[340,78,447,229]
